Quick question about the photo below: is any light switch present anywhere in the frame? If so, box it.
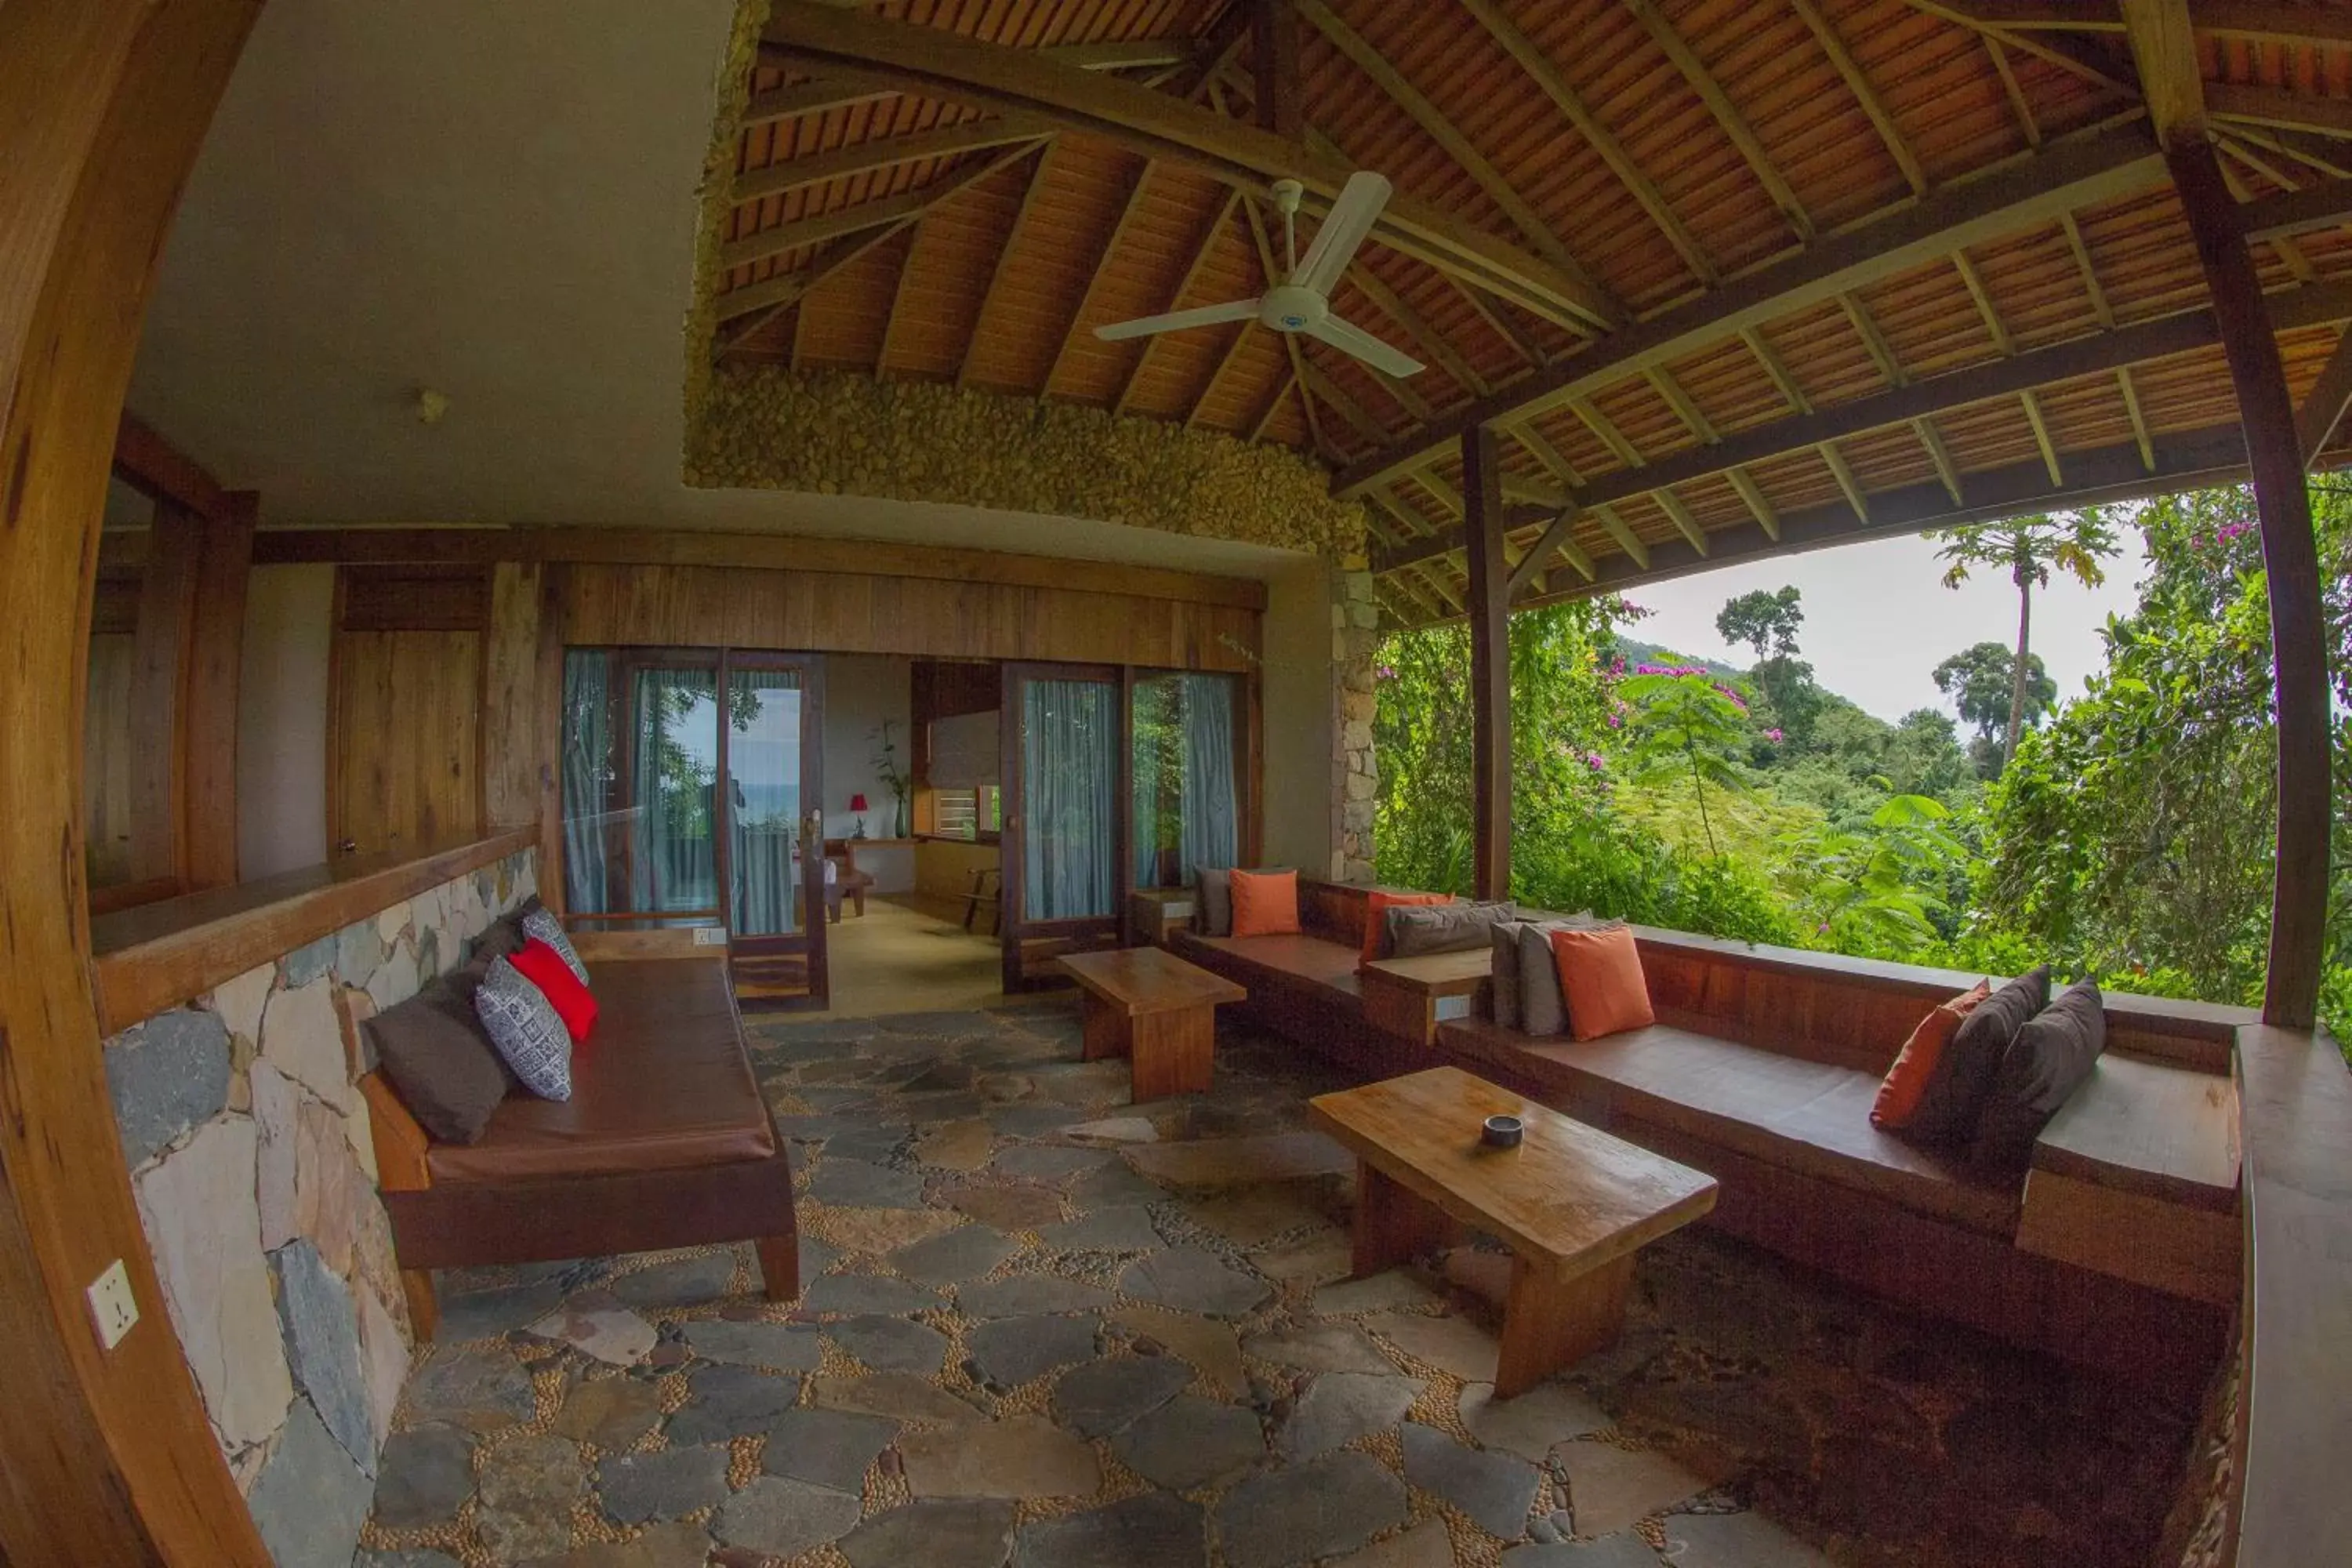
[86,1258,138,1350]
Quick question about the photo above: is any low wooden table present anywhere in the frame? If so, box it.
[1058,946,1247,1101]
[1308,1065,1718,1397]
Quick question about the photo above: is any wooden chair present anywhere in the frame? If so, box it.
[823,838,876,922]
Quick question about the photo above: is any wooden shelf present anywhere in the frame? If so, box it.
[89,826,537,1032]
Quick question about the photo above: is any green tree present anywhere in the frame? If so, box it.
[1933,640,2057,760]
[1930,509,2119,768]
[1618,670,1755,859]
[1716,586,1804,659]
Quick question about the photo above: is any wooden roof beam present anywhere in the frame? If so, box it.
[732,115,1048,205]
[1249,0,1302,138]
[760,2,1617,331]
[2295,325,2352,463]
[957,142,1057,388]
[1374,288,2352,571]
[1185,318,1256,427]
[1902,4,2142,94]
[2122,0,2205,145]
[1043,160,1156,396]
[716,137,1049,328]
[874,227,922,375]
[1507,506,1596,597]
[1460,0,1718,285]
[1291,0,1614,318]
[1620,0,1815,244]
[2210,82,2352,141]
[1791,0,1929,196]
[1331,125,2166,495]
[1345,263,1490,397]
[1115,187,1243,416]
[742,73,906,131]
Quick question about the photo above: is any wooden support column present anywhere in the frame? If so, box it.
[127,503,201,887]
[0,2,270,1564]
[2168,140,2333,1029]
[1462,426,1512,901]
[183,491,255,889]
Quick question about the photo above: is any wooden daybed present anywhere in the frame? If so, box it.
[359,927,799,1338]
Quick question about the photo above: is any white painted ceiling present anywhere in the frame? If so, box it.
[127,0,1299,579]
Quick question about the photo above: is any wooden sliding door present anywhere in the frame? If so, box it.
[1000,662,1127,990]
[328,566,486,856]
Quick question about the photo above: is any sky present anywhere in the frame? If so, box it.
[1626,530,2153,724]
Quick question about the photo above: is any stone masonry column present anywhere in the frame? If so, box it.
[1333,561,1380,884]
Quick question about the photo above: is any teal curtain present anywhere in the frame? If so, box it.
[560,651,612,913]
[1131,678,1174,887]
[629,666,719,913]
[1024,679,1116,920]
[728,668,803,937]
[1178,673,1240,881]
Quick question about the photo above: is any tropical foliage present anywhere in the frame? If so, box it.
[1373,483,2349,1042]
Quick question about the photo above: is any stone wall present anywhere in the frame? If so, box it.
[1332,564,1380,883]
[685,366,1370,559]
[105,848,537,1564]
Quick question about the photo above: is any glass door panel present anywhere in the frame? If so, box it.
[1002,663,1124,989]
[627,664,721,916]
[726,667,805,938]
[1130,672,1241,891]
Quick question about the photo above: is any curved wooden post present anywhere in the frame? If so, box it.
[2165,140,2334,1030]
[0,2,268,1561]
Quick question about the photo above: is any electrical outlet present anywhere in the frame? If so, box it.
[86,1259,138,1350]
[691,926,728,947]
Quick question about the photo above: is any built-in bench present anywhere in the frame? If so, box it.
[1436,927,2243,1394]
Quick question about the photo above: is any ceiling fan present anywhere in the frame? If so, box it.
[1093,170,1425,378]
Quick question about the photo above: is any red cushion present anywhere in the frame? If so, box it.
[1229,869,1302,937]
[510,937,599,1044]
[1361,891,1453,964]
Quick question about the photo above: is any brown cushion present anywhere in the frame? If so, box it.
[426,956,775,1182]
[365,975,514,1145]
[1973,980,2106,1174]
[1385,900,1517,960]
[473,912,527,964]
[1196,869,1233,937]
[1904,965,2049,1149]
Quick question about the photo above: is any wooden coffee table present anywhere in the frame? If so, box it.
[1058,947,1247,1101]
[1308,1065,1718,1397]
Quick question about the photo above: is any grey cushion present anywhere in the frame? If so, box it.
[1972,980,2106,1174]
[1197,868,1232,938]
[1905,965,2050,1149]
[1490,923,1522,1029]
[1386,900,1519,959]
[520,903,589,985]
[365,972,514,1144]
[473,956,574,1101]
[1514,913,1611,1038]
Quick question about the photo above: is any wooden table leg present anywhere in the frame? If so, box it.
[1494,1250,1635,1398]
[1080,990,1130,1063]
[1349,1162,1459,1279]
[1128,1005,1216,1100]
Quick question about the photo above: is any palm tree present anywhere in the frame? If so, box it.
[1929,510,2119,769]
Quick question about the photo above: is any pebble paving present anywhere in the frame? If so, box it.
[358,1000,2196,1567]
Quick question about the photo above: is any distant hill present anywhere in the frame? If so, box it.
[1611,638,1745,680]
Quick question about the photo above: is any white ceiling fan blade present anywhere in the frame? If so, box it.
[1094,297,1261,341]
[1290,170,1391,296]
[1305,313,1425,379]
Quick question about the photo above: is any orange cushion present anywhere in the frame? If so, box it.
[1361,890,1454,964]
[1870,979,1993,1129]
[1548,924,1655,1041]
[1229,869,1302,937]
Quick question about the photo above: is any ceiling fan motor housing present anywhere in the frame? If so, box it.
[1261,283,1328,332]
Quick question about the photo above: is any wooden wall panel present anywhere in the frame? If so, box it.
[126,505,200,885]
[554,563,1263,672]
[328,630,485,857]
[83,633,139,887]
[182,491,254,889]
[482,561,544,829]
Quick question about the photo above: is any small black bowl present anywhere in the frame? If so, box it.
[1481,1113,1524,1149]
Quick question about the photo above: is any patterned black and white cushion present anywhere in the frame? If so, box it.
[521,906,590,986]
[473,956,573,1101]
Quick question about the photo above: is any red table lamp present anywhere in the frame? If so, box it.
[849,793,869,837]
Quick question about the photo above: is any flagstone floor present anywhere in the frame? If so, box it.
[354,1002,2194,1568]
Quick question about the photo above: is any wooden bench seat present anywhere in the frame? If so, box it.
[1359,948,1491,1047]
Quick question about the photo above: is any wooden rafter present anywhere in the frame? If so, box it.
[733,115,1047,205]
[1186,318,1258,426]
[1508,506,1597,596]
[1458,0,1717,285]
[2210,82,2352,141]
[1377,285,2343,572]
[1509,418,1584,484]
[1446,275,1545,368]
[1291,0,1610,314]
[1985,34,2040,147]
[1619,0,1815,243]
[1301,359,1389,448]
[2295,325,2352,463]
[1248,369,1298,441]
[1042,159,1156,396]
[742,74,905,131]
[1347,264,1489,395]
[875,226,923,375]
[1791,0,1928,195]
[1249,0,1302,137]
[760,2,1617,329]
[1901,3,2142,95]
[1115,187,1243,416]
[958,141,1057,388]
[1951,249,2063,484]
[1332,126,2165,495]
[716,137,1048,331]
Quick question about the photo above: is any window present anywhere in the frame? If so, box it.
[1130,673,1241,889]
